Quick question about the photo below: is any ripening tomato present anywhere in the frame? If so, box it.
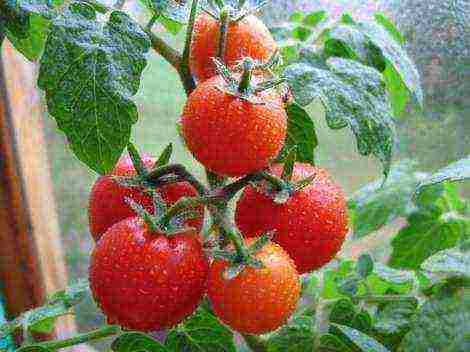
[181,75,287,177]
[235,163,349,273]
[88,155,203,241]
[190,13,277,82]
[89,217,209,331]
[208,241,300,334]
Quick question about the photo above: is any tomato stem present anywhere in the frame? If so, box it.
[238,58,255,94]
[218,7,230,60]
[147,164,208,196]
[180,0,199,95]
[30,325,121,350]
[158,196,209,229]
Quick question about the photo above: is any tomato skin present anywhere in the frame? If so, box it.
[88,155,203,241]
[190,13,277,82]
[181,75,287,177]
[89,217,209,331]
[208,241,300,334]
[235,163,349,274]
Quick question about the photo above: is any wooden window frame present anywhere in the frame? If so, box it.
[0,41,78,342]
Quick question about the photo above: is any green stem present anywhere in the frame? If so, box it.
[355,295,418,304]
[159,196,210,228]
[206,170,227,190]
[215,214,249,258]
[145,14,158,32]
[220,173,260,200]
[238,0,247,8]
[217,7,230,60]
[242,334,268,352]
[238,58,255,94]
[258,171,286,191]
[146,30,182,71]
[146,164,208,196]
[180,0,199,95]
[35,325,121,350]
[214,0,225,10]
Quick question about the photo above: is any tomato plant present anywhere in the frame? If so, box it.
[1,1,469,352]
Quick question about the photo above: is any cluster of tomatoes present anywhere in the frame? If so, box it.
[88,10,348,336]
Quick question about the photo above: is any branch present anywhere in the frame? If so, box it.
[180,0,199,95]
[146,29,183,72]
[32,325,121,350]
[217,7,230,60]
[146,164,208,196]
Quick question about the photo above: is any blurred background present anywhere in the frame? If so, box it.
[34,0,469,342]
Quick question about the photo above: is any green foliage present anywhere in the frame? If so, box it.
[165,307,236,352]
[373,300,418,336]
[421,245,470,279]
[348,160,427,238]
[323,16,423,116]
[400,291,470,352]
[283,103,318,165]
[328,323,389,352]
[284,53,395,178]
[389,182,470,270]
[38,2,151,174]
[416,155,470,195]
[0,0,61,60]
[357,254,374,278]
[112,332,168,352]
[266,316,316,352]
[0,279,89,338]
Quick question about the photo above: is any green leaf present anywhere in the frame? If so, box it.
[5,13,49,61]
[416,156,470,195]
[291,26,312,42]
[400,292,470,352]
[329,299,356,326]
[289,11,304,23]
[422,246,470,278]
[155,143,173,168]
[0,0,61,61]
[150,0,189,24]
[330,324,390,352]
[351,22,423,108]
[319,333,354,352]
[303,10,327,28]
[0,279,89,338]
[373,13,405,45]
[284,56,395,178]
[373,300,418,335]
[340,13,355,25]
[165,307,236,352]
[357,254,374,278]
[323,21,422,115]
[266,316,316,352]
[284,103,317,165]
[347,159,427,239]
[372,263,415,286]
[321,260,356,299]
[383,63,410,117]
[389,183,470,270]
[38,3,150,174]
[111,332,168,352]
[28,317,56,334]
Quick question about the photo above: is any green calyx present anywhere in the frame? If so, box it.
[204,0,271,23]
[210,231,275,280]
[212,56,285,103]
[125,192,201,236]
